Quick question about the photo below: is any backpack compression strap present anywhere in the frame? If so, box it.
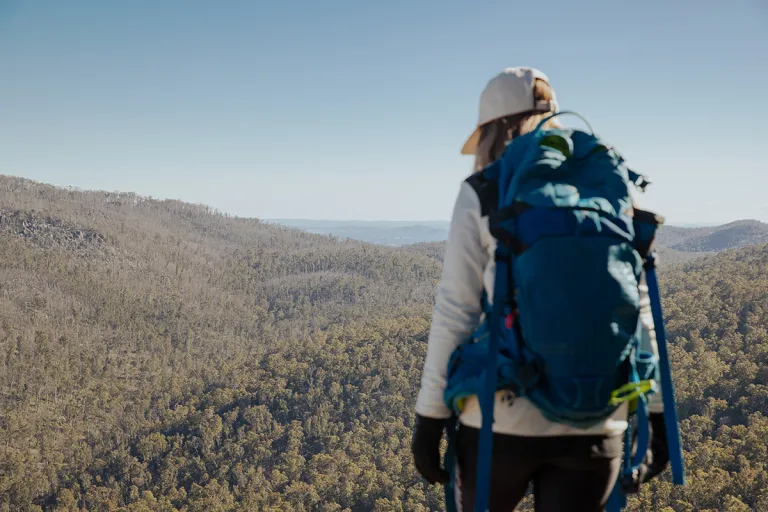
[606,381,652,511]
[473,248,512,512]
[471,158,513,512]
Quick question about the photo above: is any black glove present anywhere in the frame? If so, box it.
[411,414,450,485]
[643,412,670,482]
[625,412,671,493]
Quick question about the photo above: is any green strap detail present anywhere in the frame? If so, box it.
[609,379,657,406]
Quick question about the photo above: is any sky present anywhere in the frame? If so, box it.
[1,0,766,225]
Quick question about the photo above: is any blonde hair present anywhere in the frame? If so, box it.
[473,79,561,171]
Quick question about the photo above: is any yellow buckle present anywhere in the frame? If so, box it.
[609,379,656,406]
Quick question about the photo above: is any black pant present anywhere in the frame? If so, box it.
[455,425,623,512]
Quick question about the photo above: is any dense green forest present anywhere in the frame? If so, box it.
[1,175,766,511]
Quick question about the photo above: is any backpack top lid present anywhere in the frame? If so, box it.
[487,111,656,250]
[501,112,639,210]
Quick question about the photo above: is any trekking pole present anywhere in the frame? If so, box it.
[644,252,686,485]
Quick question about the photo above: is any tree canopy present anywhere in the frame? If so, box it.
[0,176,765,511]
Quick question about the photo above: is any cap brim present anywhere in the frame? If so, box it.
[461,126,481,155]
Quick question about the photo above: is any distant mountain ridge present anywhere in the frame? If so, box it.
[655,220,768,252]
[266,219,450,245]
[270,218,768,258]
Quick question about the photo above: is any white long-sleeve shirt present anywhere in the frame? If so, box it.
[415,179,663,437]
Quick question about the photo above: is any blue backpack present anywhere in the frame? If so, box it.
[441,112,685,512]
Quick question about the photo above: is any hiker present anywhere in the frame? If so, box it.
[411,67,670,511]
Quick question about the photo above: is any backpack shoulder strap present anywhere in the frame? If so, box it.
[464,165,499,218]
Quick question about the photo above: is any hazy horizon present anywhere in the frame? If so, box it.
[1,171,761,231]
[267,218,731,229]
[0,171,759,230]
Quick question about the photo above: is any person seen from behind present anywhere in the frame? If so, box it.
[411,67,671,511]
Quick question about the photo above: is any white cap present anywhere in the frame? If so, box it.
[461,67,558,155]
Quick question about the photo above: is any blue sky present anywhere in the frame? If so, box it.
[1,0,766,224]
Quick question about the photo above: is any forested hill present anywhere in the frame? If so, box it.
[655,220,768,253]
[0,175,443,511]
[1,175,766,511]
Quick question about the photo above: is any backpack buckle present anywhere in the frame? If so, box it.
[504,311,517,329]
